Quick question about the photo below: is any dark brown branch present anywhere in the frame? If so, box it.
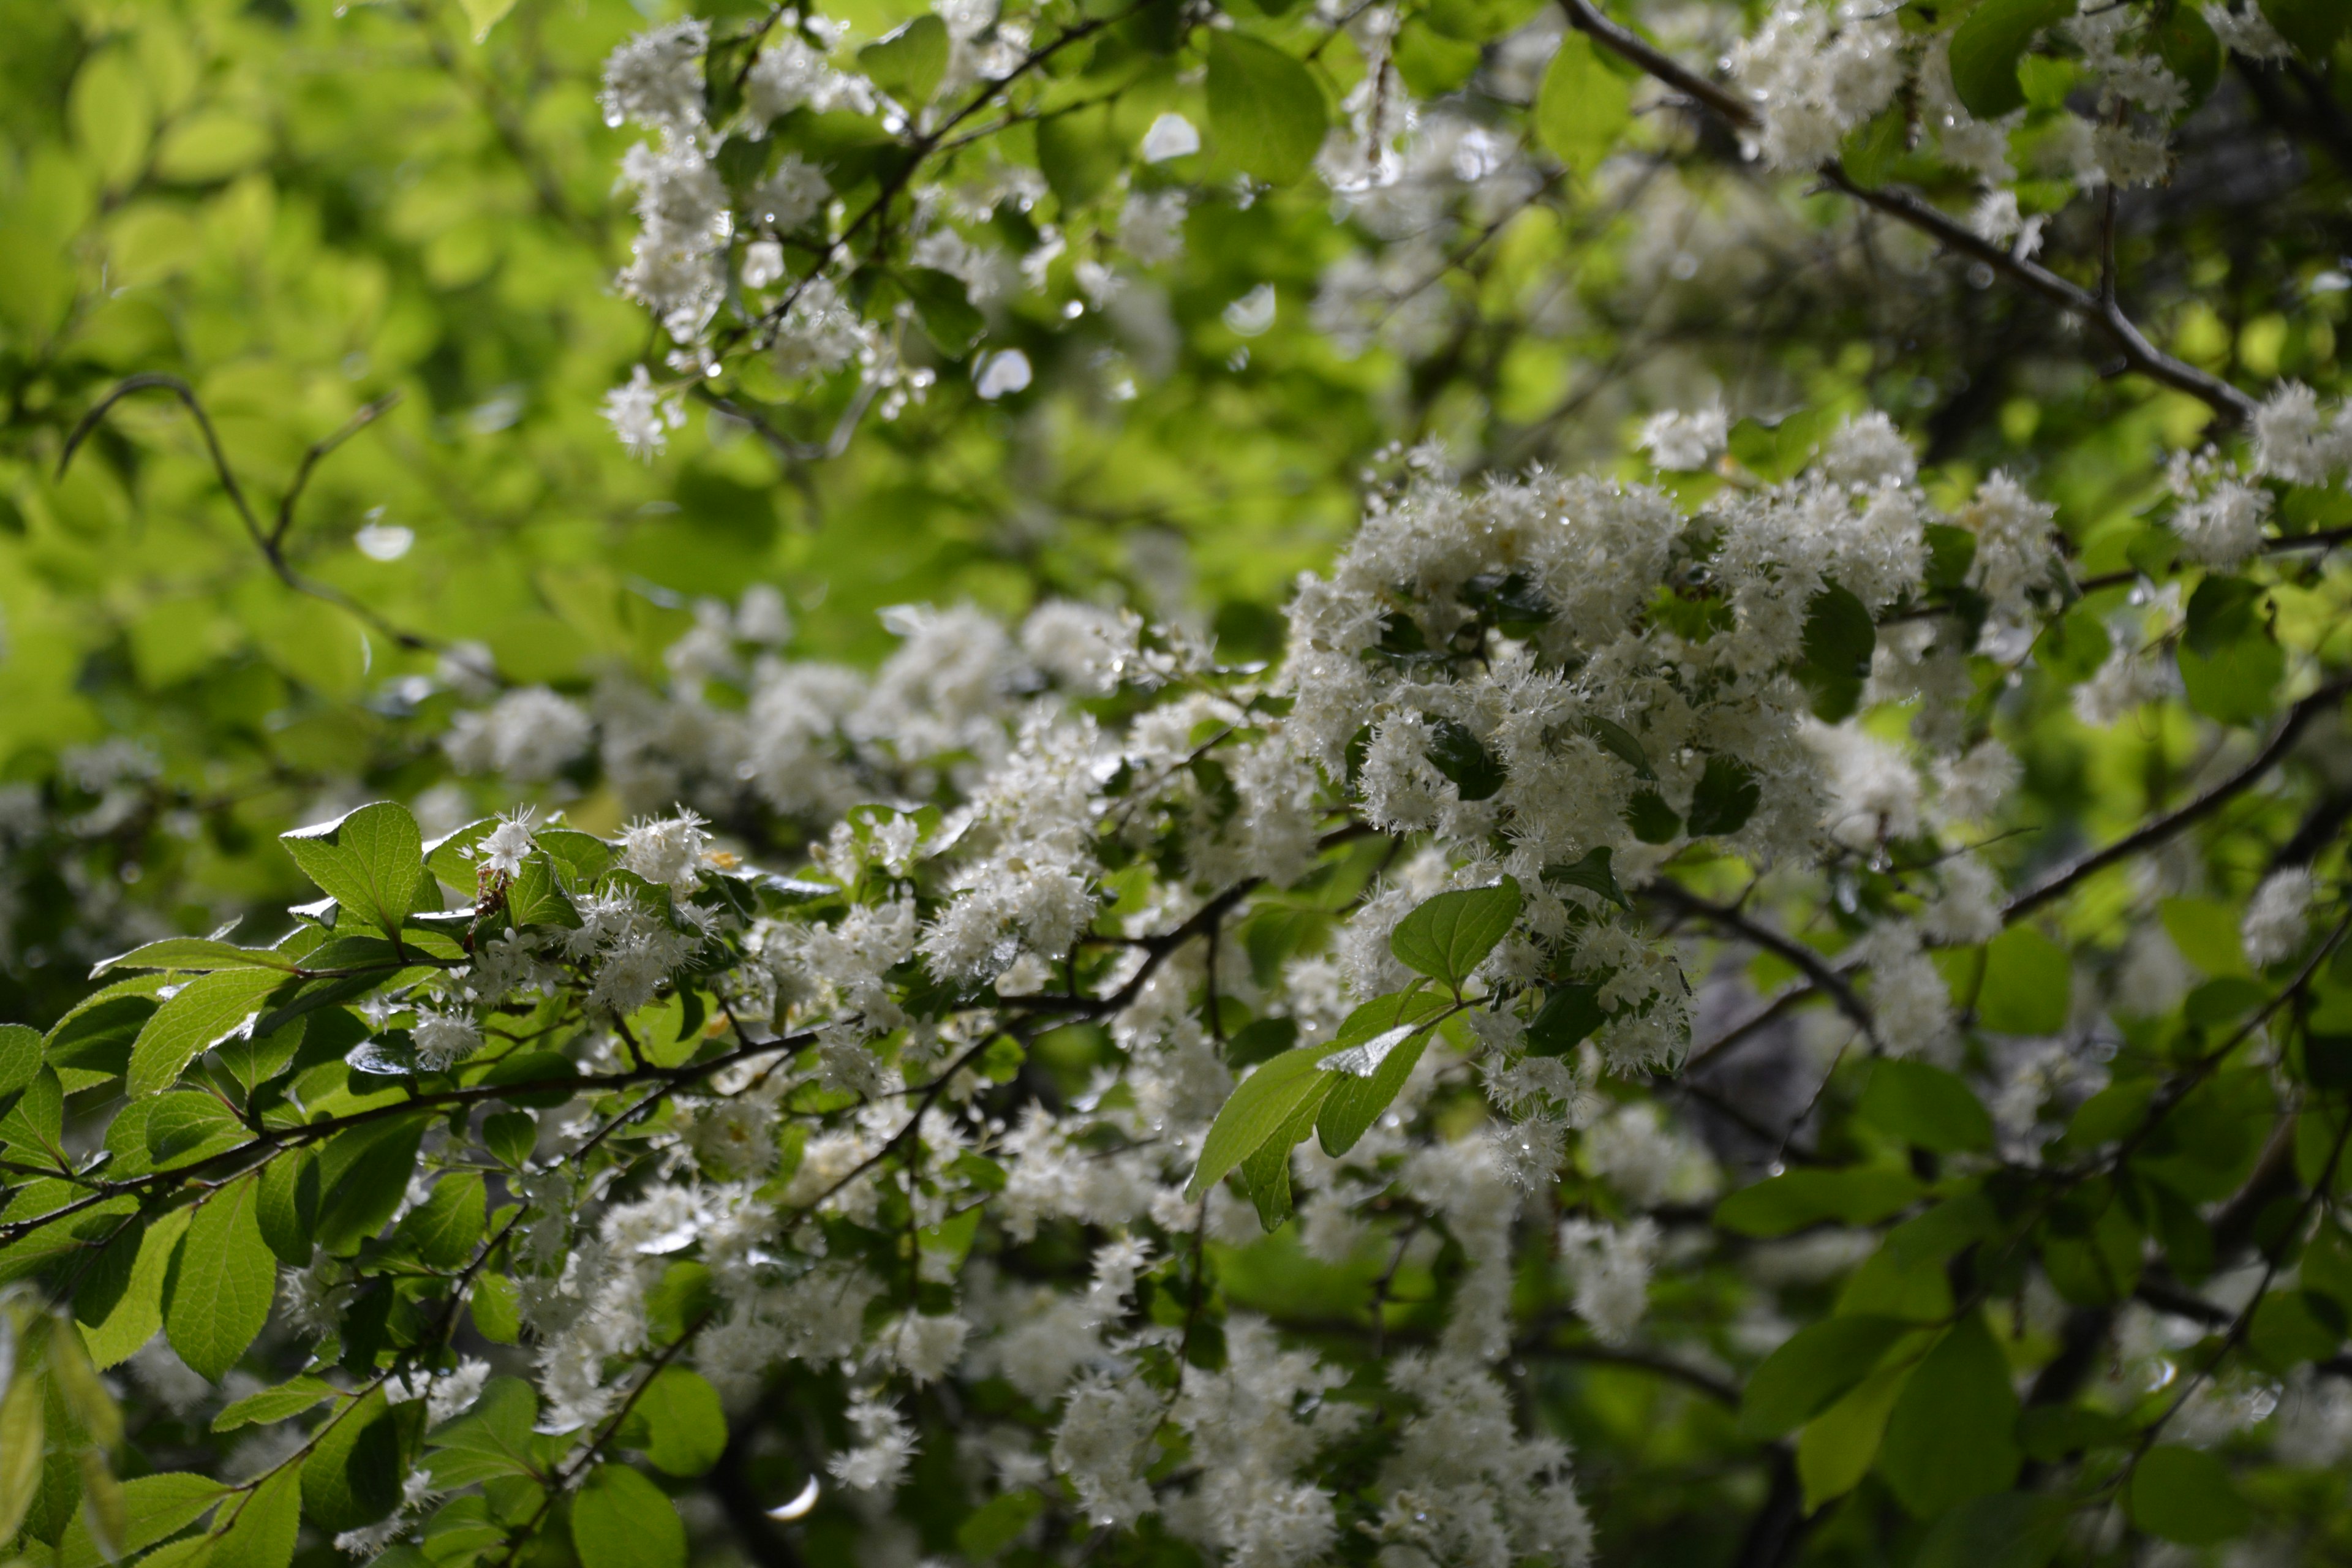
[1643,883,1875,1046]
[2004,674,2352,920]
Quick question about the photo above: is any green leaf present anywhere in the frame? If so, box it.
[1686,756,1761,837]
[1316,1005,1438,1157]
[1423,718,1507,801]
[1581,715,1655,779]
[2151,5,2219,107]
[1839,104,1907,189]
[571,1464,686,1568]
[59,1472,224,1568]
[146,1090,247,1169]
[1526,982,1605,1056]
[1740,1315,1915,1438]
[503,853,582,930]
[214,1374,339,1433]
[1797,1362,1910,1512]
[470,1272,523,1345]
[208,1465,301,1568]
[901,268,985,358]
[279,802,428,940]
[0,1022,38,1098]
[1238,1080,1327,1229]
[859,16,949,105]
[257,1150,322,1265]
[1715,1169,1924,1238]
[91,938,298,978]
[2259,0,2350,58]
[2159,896,2250,978]
[1796,584,1876,722]
[1545,846,1629,912]
[1947,0,2076,119]
[957,1490,1043,1560]
[1624,788,1681,843]
[1534,33,1629,175]
[458,0,518,43]
[303,1387,422,1531]
[425,819,495,890]
[633,1368,727,1477]
[1913,1493,2067,1568]
[164,1175,275,1382]
[2177,625,2283,725]
[1188,1047,1335,1199]
[535,828,614,891]
[0,1355,42,1542]
[1206,32,1328,184]
[1224,1016,1298,1069]
[2032,601,2111,685]
[1390,876,1523,990]
[426,1378,545,1488]
[2248,1287,2345,1368]
[127,968,289,1096]
[314,1117,427,1254]
[81,1207,190,1369]
[1857,1060,1994,1154]
[1036,103,1122,207]
[2129,1444,2249,1544]
[0,1065,65,1167]
[394,1172,486,1268]
[1878,1314,2021,1518]
[1977,926,2069,1035]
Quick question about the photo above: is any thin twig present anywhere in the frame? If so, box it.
[1553,0,2261,428]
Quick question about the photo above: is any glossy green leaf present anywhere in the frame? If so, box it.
[126,968,288,1096]
[571,1464,686,1568]
[633,1367,728,1477]
[1740,1314,1915,1438]
[303,1387,420,1531]
[1686,755,1761,837]
[59,1472,224,1568]
[426,1377,545,1488]
[1976,926,2069,1035]
[0,1022,39,1097]
[2130,1444,2250,1544]
[394,1172,486,1268]
[1857,1059,1994,1153]
[213,1374,339,1433]
[1206,32,1327,185]
[80,1207,192,1369]
[859,16,949,106]
[1715,1169,1924,1237]
[1390,876,1522,990]
[279,802,427,940]
[164,1175,275,1382]
[1189,1045,1332,1199]
[1796,584,1875,722]
[1545,846,1629,912]
[1878,1314,2021,1517]
[1535,32,1630,175]
[1947,0,2076,119]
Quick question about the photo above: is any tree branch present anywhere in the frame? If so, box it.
[1553,0,2261,428]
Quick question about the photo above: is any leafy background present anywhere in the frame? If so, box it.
[6,0,2352,1564]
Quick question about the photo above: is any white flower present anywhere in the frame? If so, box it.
[1139,113,1199,162]
[413,1008,483,1071]
[600,20,708,132]
[601,365,686,461]
[474,806,539,880]
[1558,1216,1657,1344]
[619,809,712,896]
[1636,406,1727,470]
[2242,868,2313,967]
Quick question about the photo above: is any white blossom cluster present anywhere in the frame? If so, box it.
[346,416,2121,1562]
